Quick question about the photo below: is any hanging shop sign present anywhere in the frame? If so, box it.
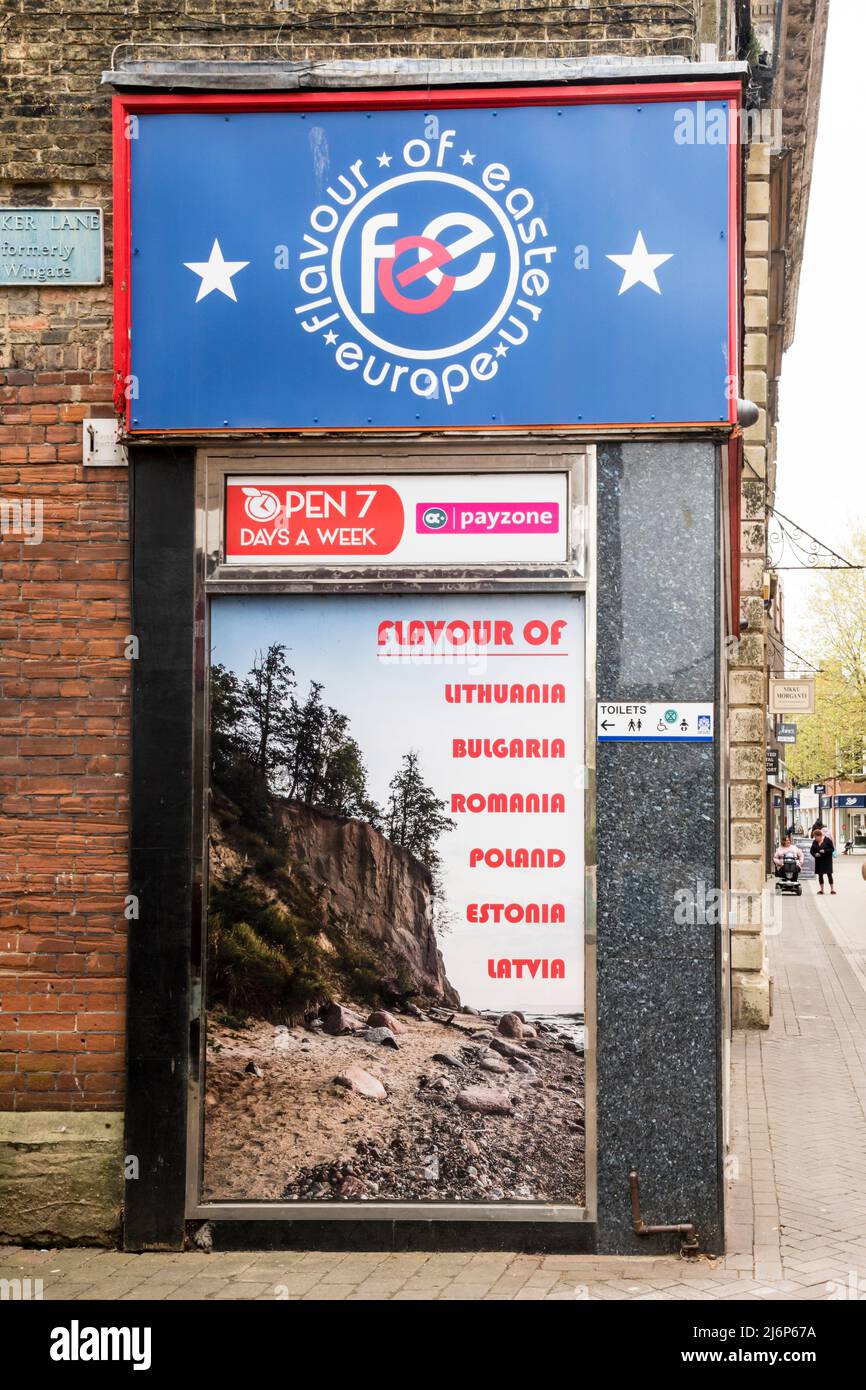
[115,84,739,432]
[203,593,585,1205]
[766,749,779,779]
[597,701,714,742]
[769,678,815,714]
[224,472,569,565]
[776,721,797,744]
[0,207,103,286]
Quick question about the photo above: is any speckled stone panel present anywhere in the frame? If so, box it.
[595,441,723,1255]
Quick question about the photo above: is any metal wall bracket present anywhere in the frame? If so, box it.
[83,417,128,468]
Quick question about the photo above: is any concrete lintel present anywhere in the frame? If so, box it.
[102,56,750,92]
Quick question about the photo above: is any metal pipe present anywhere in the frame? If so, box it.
[629,1170,700,1255]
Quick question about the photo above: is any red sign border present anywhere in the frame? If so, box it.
[112,81,743,435]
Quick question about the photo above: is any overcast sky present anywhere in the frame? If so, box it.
[774,0,865,651]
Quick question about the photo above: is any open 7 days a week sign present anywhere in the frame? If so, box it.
[116,84,739,431]
[225,473,569,565]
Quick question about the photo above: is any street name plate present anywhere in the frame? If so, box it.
[0,207,104,286]
[597,701,714,742]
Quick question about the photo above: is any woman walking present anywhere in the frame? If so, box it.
[810,826,837,895]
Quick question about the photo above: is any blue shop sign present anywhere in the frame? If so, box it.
[119,87,738,432]
[836,794,866,808]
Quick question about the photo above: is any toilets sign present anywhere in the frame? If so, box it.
[116,83,739,431]
[597,702,714,742]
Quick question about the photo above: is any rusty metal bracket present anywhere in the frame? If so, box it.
[629,1170,700,1257]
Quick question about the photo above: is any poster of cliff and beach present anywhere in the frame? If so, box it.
[203,593,586,1205]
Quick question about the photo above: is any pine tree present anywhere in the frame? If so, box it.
[209,662,247,783]
[242,644,295,779]
[385,750,455,869]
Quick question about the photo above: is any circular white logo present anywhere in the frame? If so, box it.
[331,172,519,361]
[241,486,280,522]
[294,127,556,410]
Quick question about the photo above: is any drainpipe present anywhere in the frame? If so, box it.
[629,1170,700,1256]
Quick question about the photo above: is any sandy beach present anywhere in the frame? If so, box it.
[202,1009,585,1205]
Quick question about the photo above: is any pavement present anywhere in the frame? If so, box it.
[3,855,866,1301]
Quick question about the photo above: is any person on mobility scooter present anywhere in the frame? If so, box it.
[774,835,803,896]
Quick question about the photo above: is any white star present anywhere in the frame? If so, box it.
[323,329,338,345]
[460,150,476,165]
[495,342,509,358]
[184,239,249,303]
[377,151,392,168]
[606,231,673,295]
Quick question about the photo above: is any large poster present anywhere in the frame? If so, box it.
[204,593,585,1204]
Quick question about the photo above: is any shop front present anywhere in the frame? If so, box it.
[835,795,866,849]
[116,71,741,1253]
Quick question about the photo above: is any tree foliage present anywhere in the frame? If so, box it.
[385,750,456,869]
[210,644,451,866]
[785,529,866,784]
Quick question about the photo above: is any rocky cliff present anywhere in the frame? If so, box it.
[208,790,458,1015]
[277,801,458,1006]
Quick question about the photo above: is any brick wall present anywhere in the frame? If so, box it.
[0,1,701,1113]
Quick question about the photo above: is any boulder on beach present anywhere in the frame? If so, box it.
[432,1052,464,1070]
[498,1012,524,1040]
[334,1066,387,1100]
[489,1037,534,1062]
[367,1009,406,1034]
[362,1026,399,1049]
[479,1057,510,1075]
[334,1175,369,1199]
[321,1002,365,1036]
[456,1086,515,1116]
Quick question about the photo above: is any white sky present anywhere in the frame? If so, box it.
[774,0,866,649]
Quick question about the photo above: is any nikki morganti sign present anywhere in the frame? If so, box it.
[114,84,740,432]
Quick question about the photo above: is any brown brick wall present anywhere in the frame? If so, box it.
[0,1,699,1111]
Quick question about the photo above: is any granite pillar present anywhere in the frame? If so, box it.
[595,440,724,1254]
